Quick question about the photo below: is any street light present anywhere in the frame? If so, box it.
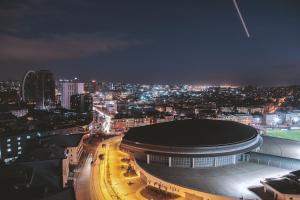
[273,116,280,126]
[293,117,299,123]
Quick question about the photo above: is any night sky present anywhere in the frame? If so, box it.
[1,0,300,85]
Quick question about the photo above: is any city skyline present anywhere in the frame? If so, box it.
[1,1,300,200]
[1,0,300,85]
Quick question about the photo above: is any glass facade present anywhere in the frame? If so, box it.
[215,155,235,167]
[194,157,214,168]
[172,157,191,167]
[141,154,238,168]
[149,154,168,165]
[249,152,300,171]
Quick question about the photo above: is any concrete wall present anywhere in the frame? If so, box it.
[132,159,233,200]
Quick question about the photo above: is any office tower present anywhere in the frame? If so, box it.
[61,82,84,109]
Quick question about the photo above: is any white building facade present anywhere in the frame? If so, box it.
[61,82,84,109]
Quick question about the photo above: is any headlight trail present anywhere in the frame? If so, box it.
[233,0,250,38]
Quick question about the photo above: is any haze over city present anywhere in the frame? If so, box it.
[1,0,300,85]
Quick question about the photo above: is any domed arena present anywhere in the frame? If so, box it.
[120,119,262,168]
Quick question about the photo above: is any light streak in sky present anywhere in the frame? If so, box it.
[233,0,250,38]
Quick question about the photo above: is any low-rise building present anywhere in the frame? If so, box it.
[285,110,300,126]
[261,170,300,200]
[10,108,28,118]
[249,106,264,114]
[0,130,50,164]
[219,106,234,113]
[0,159,75,200]
[265,113,285,126]
[41,134,84,166]
[236,106,249,114]
[218,114,253,125]
[111,115,174,134]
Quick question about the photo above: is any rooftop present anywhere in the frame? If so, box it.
[42,133,83,148]
[259,136,300,160]
[138,161,289,199]
[262,170,300,194]
[18,133,83,162]
[0,159,71,200]
[124,119,257,147]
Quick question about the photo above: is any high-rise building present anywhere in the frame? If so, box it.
[36,70,55,109]
[61,82,84,109]
[84,80,99,94]
[70,94,93,113]
[22,70,55,109]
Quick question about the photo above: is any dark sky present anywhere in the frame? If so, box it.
[1,0,300,85]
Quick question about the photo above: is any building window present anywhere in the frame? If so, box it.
[17,137,21,141]
[17,142,21,145]
[149,155,168,164]
[215,155,235,167]
[26,136,31,139]
[172,157,191,167]
[18,151,22,155]
[194,157,214,168]
[18,147,22,150]
[7,144,11,147]
[6,139,11,142]
[7,148,11,152]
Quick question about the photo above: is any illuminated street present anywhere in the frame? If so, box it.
[75,134,189,200]
[75,153,93,200]
[75,137,100,200]
[87,136,146,200]
[94,105,113,134]
[107,139,145,200]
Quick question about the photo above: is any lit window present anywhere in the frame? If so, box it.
[6,139,11,142]
[7,144,11,147]
[18,147,21,150]
[26,136,31,139]
[17,137,21,140]
[18,142,21,145]
[7,148,11,152]
[18,151,22,155]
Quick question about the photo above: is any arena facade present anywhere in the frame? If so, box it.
[120,119,263,168]
[119,119,300,199]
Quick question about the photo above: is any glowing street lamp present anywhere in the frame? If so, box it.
[273,116,280,125]
[293,117,299,123]
[254,117,261,124]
